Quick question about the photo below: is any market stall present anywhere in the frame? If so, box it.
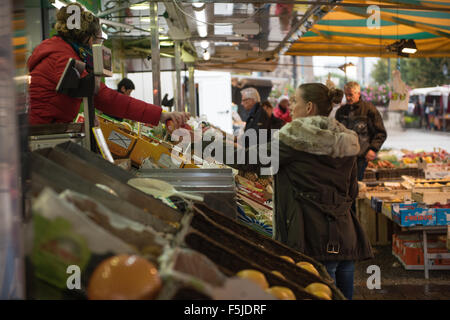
[4,0,449,302]
[356,148,450,278]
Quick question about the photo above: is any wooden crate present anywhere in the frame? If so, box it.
[193,203,334,284]
[412,191,450,205]
[99,120,137,158]
[356,198,391,246]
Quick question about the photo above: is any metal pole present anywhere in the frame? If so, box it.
[423,230,429,279]
[292,55,297,89]
[150,1,161,106]
[174,41,183,112]
[387,57,391,84]
[188,64,196,116]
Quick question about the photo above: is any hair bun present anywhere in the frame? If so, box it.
[328,88,344,104]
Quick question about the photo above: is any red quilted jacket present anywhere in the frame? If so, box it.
[27,36,162,125]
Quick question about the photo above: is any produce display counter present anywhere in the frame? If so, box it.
[25,117,342,300]
[358,174,450,279]
[393,225,449,278]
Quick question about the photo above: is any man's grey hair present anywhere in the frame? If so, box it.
[344,81,361,92]
[241,87,261,102]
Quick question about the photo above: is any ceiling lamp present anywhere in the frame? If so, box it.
[387,39,417,57]
[192,2,205,9]
[203,49,210,60]
[193,4,207,38]
[402,39,417,54]
[51,0,66,9]
[200,40,209,49]
[130,3,150,11]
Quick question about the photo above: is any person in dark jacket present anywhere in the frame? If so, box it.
[261,100,285,131]
[335,82,387,181]
[240,88,282,145]
[212,83,373,299]
[27,4,188,128]
[105,78,135,122]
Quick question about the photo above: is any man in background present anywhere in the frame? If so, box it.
[335,81,387,181]
[105,78,135,121]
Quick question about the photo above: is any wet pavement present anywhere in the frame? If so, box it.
[353,245,450,300]
[354,284,450,300]
[382,128,450,152]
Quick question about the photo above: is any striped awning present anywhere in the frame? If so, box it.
[286,0,450,57]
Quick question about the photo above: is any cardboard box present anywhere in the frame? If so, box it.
[99,121,137,158]
[412,191,450,205]
[392,203,436,227]
[435,209,450,226]
[130,138,184,168]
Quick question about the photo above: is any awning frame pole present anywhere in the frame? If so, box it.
[150,1,161,107]
[175,41,183,112]
[188,64,196,117]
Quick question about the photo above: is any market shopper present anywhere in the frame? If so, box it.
[335,82,387,181]
[261,100,284,131]
[273,95,292,124]
[241,87,282,144]
[213,83,373,299]
[105,78,135,122]
[27,4,189,128]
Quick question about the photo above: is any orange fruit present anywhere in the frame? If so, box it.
[296,261,320,277]
[87,255,162,300]
[280,256,295,264]
[271,270,286,280]
[266,286,296,300]
[305,282,332,298]
[236,269,269,290]
[310,291,332,300]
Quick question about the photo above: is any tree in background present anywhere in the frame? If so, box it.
[371,57,449,88]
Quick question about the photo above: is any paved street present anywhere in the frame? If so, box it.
[383,129,450,152]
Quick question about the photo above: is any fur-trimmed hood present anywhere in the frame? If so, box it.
[276,116,360,158]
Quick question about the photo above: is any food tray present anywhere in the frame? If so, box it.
[38,144,183,225]
[193,203,334,285]
[183,230,334,300]
[189,211,344,300]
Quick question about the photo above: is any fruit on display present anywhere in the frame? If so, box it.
[402,149,449,164]
[305,282,333,300]
[87,255,162,300]
[265,286,296,300]
[271,270,286,280]
[280,255,295,264]
[296,261,320,277]
[309,290,332,300]
[430,202,450,209]
[368,160,396,169]
[236,269,269,290]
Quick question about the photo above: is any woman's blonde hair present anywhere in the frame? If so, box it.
[55,3,100,45]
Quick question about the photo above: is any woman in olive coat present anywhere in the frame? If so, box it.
[221,83,373,299]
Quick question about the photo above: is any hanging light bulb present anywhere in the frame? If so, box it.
[200,40,209,49]
[192,2,205,9]
[130,3,150,10]
[203,49,210,60]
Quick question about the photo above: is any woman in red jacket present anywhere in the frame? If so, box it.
[27,4,188,128]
